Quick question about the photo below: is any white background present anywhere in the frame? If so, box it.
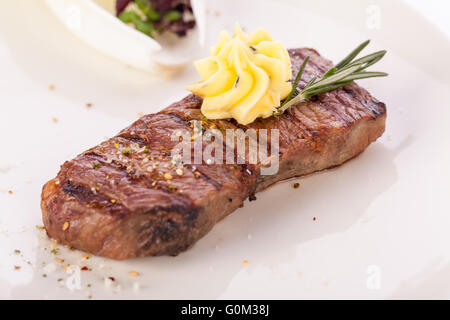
[405,0,450,38]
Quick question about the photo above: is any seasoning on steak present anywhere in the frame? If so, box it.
[41,48,386,260]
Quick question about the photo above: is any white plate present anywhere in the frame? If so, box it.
[1,0,450,299]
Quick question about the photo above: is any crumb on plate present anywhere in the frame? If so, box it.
[129,271,140,277]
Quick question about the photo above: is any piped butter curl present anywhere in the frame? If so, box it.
[187,24,292,125]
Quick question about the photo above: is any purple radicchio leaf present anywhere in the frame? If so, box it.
[116,0,133,15]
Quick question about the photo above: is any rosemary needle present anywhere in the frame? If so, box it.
[334,39,370,70]
[276,40,388,115]
[282,56,310,106]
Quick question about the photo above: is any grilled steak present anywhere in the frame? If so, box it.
[41,48,386,260]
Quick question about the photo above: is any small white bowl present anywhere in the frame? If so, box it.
[45,0,206,74]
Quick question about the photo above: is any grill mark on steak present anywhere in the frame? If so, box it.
[184,164,222,190]
[63,180,93,202]
[62,167,200,219]
[152,110,257,192]
[63,179,129,216]
[162,111,193,126]
[70,148,206,219]
[116,135,148,147]
[41,47,387,260]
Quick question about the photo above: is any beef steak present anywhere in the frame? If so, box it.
[41,48,386,260]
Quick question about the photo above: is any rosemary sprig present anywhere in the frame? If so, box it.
[276,40,388,115]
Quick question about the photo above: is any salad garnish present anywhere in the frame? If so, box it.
[116,0,195,38]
